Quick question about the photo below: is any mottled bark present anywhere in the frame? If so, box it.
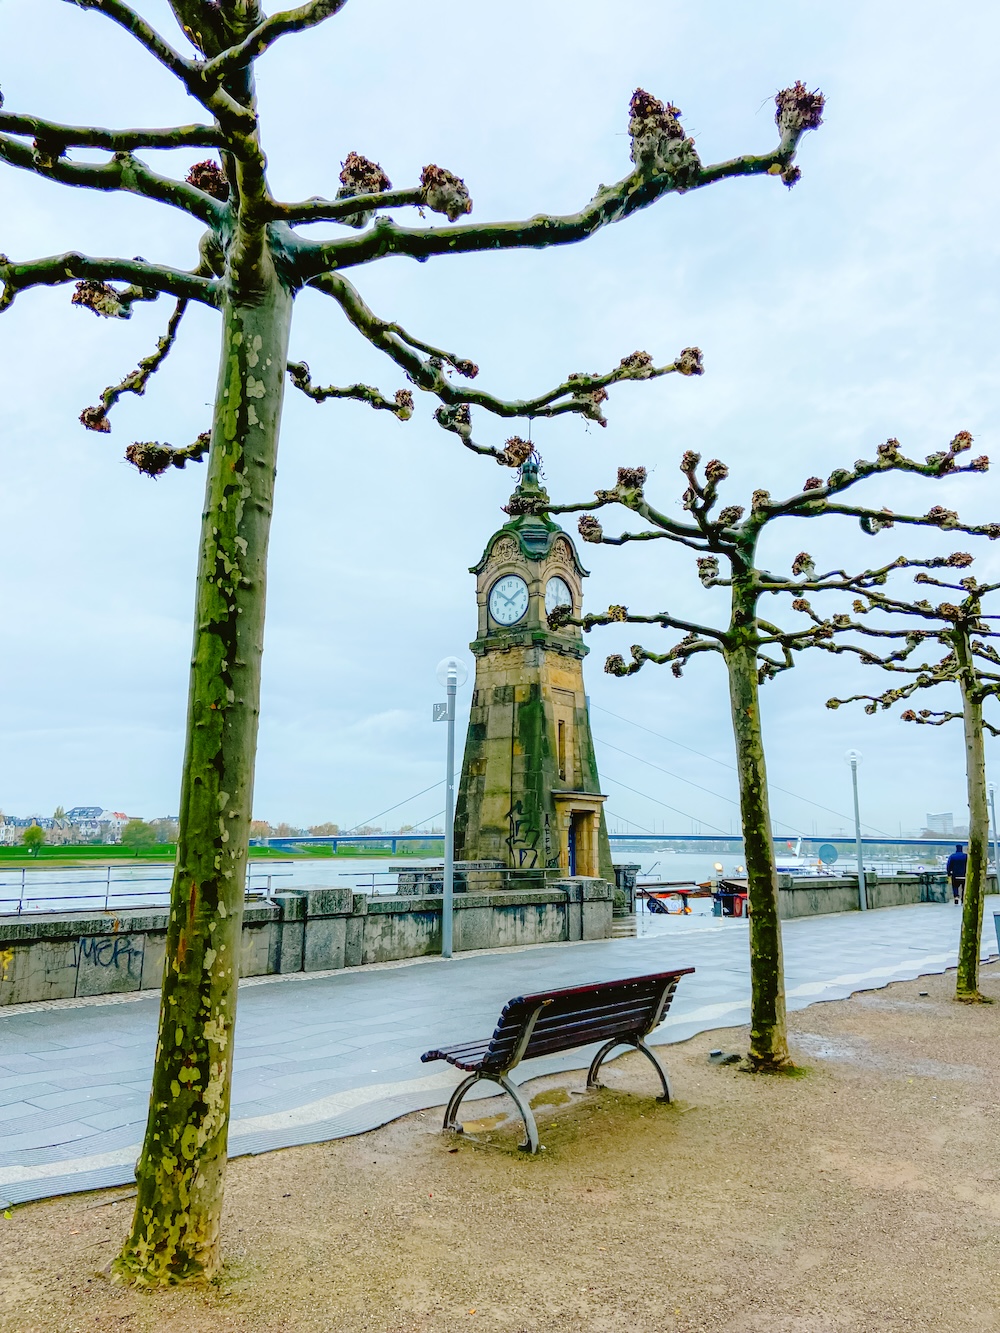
[725,639,790,1069]
[956,637,990,1002]
[112,272,292,1285]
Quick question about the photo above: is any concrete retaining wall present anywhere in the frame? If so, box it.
[777,871,996,918]
[0,879,614,1007]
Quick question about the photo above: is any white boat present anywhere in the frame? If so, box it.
[774,838,828,876]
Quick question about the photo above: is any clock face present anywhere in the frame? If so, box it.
[545,576,573,616]
[489,574,529,626]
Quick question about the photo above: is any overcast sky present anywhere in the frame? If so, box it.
[1,0,998,837]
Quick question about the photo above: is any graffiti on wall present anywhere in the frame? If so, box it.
[505,800,540,869]
[543,814,560,869]
[76,934,143,978]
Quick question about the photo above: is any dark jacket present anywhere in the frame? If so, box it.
[946,851,968,879]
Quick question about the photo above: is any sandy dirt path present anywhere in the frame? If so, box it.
[2,963,999,1333]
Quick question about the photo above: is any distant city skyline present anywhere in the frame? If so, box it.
[0,801,974,844]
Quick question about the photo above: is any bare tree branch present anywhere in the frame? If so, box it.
[549,602,726,644]
[200,1,350,80]
[66,0,197,84]
[603,637,724,680]
[296,85,823,277]
[817,501,998,540]
[271,186,424,226]
[300,151,792,273]
[314,271,703,455]
[0,113,224,151]
[64,0,255,129]
[758,434,994,532]
[165,1,227,57]
[0,133,225,225]
[547,471,714,548]
[125,431,210,477]
[79,300,188,433]
[286,360,414,419]
[0,252,221,312]
[758,553,978,597]
[821,570,1000,721]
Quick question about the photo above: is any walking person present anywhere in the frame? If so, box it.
[946,843,968,905]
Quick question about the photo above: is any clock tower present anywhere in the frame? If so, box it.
[454,459,613,882]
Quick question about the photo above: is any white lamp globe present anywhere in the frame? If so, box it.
[436,656,469,688]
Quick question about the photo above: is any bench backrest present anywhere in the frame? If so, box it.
[480,969,694,1073]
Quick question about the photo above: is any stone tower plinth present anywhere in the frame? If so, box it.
[454,460,613,881]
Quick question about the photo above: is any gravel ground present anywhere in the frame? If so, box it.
[2,963,999,1333]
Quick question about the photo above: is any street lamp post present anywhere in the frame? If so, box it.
[989,783,1000,892]
[845,750,867,912]
[435,657,469,959]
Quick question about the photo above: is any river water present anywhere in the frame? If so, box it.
[0,846,939,916]
[0,850,741,915]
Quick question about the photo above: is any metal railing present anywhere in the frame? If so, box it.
[0,863,294,917]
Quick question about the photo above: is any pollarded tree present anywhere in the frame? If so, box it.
[824,567,1000,1002]
[0,1,826,1286]
[542,433,996,1070]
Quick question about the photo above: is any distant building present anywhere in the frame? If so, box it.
[98,811,129,843]
[925,812,954,836]
[0,807,136,845]
[66,806,103,824]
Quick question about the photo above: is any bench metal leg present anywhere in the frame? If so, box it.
[586,1038,621,1090]
[443,1073,481,1133]
[441,1071,541,1153]
[496,1073,540,1154]
[587,1037,673,1102]
[634,1038,673,1102]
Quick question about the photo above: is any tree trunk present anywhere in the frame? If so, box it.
[955,638,989,1002]
[113,272,293,1285]
[725,641,791,1069]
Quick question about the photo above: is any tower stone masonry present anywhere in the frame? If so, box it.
[454,459,613,883]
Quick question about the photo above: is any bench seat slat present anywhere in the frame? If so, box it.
[511,969,694,1011]
[530,992,671,1029]
[523,1020,667,1058]
[485,1010,664,1065]
[421,970,694,1077]
[421,1039,493,1071]
[482,983,683,1066]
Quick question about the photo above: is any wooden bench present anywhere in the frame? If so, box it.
[421,968,694,1152]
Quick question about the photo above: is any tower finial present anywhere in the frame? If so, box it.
[503,450,549,517]
[519,449,542,487]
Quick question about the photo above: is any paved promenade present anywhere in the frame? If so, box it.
[1,899,997,1207]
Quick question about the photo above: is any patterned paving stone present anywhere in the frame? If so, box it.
[0,899,995,1206]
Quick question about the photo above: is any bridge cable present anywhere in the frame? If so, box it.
[592,702,889,835]
[596,736,810,839]
[346,780,445,833]
[599,770,729,834]
[604,809,655,834]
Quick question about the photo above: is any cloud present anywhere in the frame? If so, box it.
[0,0,996,829]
